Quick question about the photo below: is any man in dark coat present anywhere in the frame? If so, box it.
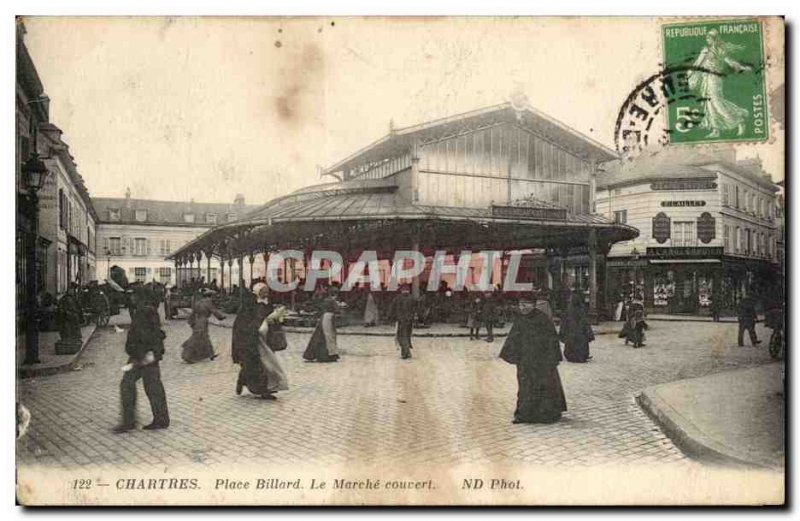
[561,293,594,362]
[480,292,497,342]
[391,285,416,359]
[737,294,761,346]
[114,286,170,433]
[499,298,567,424]
[709,295,721,322]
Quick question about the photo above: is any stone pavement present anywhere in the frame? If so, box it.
[16,324,97,378]
[639,363,784,469]
[206,315,622,337]
[16,317,779,471]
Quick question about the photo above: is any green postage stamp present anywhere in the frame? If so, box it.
[662,19,768,144]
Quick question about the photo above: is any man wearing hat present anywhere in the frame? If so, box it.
[390,284,416,359]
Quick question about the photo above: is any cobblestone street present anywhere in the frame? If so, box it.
[17,315,777,470]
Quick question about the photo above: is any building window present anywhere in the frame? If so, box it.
[721,184,729,206]
[134,267,147,283]
[159,239,172,256]
[135,209,147,222]
[109,208,121,221]
[734,186,740,208]
[744,228,751,255]
[158,267,172,284]
[723,225,731,253]
[227,213,237,222]
[184,213,195,223]
[134,238,147,256]
[735,227,741,253]
[206,213,217,224]
[108,237,122,255]
[614,210,627,224]
[672,221,696,247]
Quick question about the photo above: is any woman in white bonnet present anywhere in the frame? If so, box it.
[231,282,289,399]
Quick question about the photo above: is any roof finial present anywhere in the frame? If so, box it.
[389,118,395,134]
[125,186,131,199]
[509,83,530,113]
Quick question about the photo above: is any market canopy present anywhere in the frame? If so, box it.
[168,177,638,263]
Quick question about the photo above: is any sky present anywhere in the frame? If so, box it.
[22,16,785,205]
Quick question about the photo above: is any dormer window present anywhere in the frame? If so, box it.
[135,209,147,222]
[109,208,121,221]
[184,213,195,223]
[206,213,217,224]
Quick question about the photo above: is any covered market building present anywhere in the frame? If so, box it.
[169,102,638,319]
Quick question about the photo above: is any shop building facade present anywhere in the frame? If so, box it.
[36,124,99,296]
[596,147,780,315]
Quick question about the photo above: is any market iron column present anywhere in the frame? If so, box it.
[588,229,598,323]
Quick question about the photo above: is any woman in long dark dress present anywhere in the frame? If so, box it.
[181,289,225,363]
[303,287,341,362]
[499,298,567,424]
[232,284,288,399]
[560,294,594,363]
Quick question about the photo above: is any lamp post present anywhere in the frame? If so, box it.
[21,150,50,365]
[103,244,126,280]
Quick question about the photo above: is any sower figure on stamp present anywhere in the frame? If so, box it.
[688,29,753,138]
[499,296,567,425]
[737,293,761,347]
[391,284,415,359]
[114,286,169,433]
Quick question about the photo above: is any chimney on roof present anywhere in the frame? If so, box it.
[124,187,131,208]
[234,193,245,206]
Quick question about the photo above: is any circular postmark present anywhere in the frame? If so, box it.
[613,66,707,157]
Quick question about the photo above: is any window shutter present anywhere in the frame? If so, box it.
[146,239,151,256]
[103,237,109,253]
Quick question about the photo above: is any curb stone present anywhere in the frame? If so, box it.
[18,324,98,379]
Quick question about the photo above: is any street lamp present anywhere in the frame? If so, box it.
[105,246,126,280]
[21,149,51,366]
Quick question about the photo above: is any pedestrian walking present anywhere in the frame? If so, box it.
[479,292,497,342]
[181,288,225,363]
[737,294,761,346]
[499,297,567,424]
[560,293,594,363]
[624,299,648,348]
[114,286,169,433]
[467,295,482,340]
[232,284,289,399]
[710,295,721,322]
[391,285,415,359]
[363,290,379,327]
[303,286,342,362]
